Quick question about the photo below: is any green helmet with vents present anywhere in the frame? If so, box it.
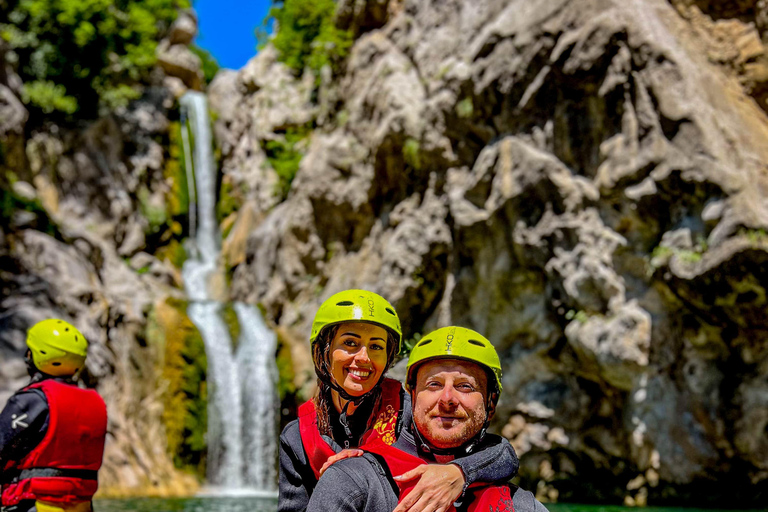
[310,289,402,353]
[406,326,502,396]
[26,319,88,377]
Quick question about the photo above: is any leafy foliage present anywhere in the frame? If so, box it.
[265,0,352,75]
[263,126,311,200]
[1,0,188,118]
[156,298,208,476]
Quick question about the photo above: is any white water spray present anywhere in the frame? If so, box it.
[180,91,278,493]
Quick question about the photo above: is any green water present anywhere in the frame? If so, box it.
[94,498,765,512]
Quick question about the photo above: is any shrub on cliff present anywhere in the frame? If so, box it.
[0,0,188,119]
[265,0,352,76]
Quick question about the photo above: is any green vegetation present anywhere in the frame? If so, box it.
[217,178,243,224]
[400,333,422,360]
[275,332,296,402]
[221,304,241,350]
[0,174,57,235]
[650,237,709,270]
[190,45,219,84]
[165,121,190,218]
[137,185,168,234]
[565,309,589,324]
[403,138,422,170]
[1,0,189,118]
[742,228,768,243]
[456,97,474,119]
[154,298,208,477]
[265,0,352,76]
[263,126,311,199]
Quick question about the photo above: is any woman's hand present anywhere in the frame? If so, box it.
[319,448,364,476]
[392,463,465,512]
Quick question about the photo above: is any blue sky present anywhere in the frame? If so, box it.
[194,0,273,70]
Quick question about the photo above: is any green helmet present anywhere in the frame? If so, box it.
[26,319,88,377]
[310,289,402,353]
[406,326,502,396]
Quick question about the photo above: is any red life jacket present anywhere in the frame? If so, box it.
[362,439,516,512]
[298,377,402,480]
[2,380,107,506]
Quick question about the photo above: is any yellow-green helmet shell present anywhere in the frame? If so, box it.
[406,326,502,394]
[26,319,88,377]
[310,289,402,353]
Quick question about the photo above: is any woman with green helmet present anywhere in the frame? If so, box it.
[278,291,519,512]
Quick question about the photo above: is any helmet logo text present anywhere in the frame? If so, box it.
[368,299,375,317]
[445,327,456,353]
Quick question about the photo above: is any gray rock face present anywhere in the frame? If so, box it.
[0,63,193,495]
[219,0,768,504]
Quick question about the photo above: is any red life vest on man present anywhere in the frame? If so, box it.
[298,377,402,480]
[1,380,107,506]
[362,439,516,512]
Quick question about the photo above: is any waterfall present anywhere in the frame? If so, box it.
[179,91,278,494]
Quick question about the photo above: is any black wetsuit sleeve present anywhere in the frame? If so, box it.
[0,389,49,469]
[278,420,313,512]
[452,433,519,489]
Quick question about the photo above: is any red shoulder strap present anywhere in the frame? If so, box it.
[361,378,402,446]
[298,399,337,480]
[298,379,403,480]
[362,439,427,500]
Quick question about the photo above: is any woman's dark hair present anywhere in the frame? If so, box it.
[312,323,399,438]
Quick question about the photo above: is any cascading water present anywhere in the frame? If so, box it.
[180,91,278,494]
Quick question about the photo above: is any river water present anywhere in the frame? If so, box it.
[94,498,762,512]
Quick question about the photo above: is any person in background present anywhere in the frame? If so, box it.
[279,291,519,512]
[0,319,107,512]
[306,326,548,512]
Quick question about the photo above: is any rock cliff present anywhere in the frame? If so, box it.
[212,0,768,505]
[3,0,768,505]
[0,8,204,496]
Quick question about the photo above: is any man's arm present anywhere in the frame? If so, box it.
[307,456,398,512]
[452,434,519,489]
[0,389,49,468]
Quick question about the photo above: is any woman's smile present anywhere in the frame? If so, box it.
[329,322,389,399]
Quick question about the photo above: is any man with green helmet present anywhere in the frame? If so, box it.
[0,319,107,512]
[279,291,519,512]
[306,326,548,512]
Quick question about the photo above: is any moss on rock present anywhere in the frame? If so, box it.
[153,297,208,478]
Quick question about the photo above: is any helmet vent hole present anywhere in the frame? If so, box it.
[468,339,486,347]
[417,339,433,347]
[52,362,61,366]
[65,328,69,332]
[336,301,355,306]
[40,350,47,355]
[385,308,396,316]
[75,336,79,342]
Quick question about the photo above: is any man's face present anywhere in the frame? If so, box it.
[411,358,489,450]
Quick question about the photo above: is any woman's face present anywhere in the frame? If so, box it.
[329,322,389,397]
